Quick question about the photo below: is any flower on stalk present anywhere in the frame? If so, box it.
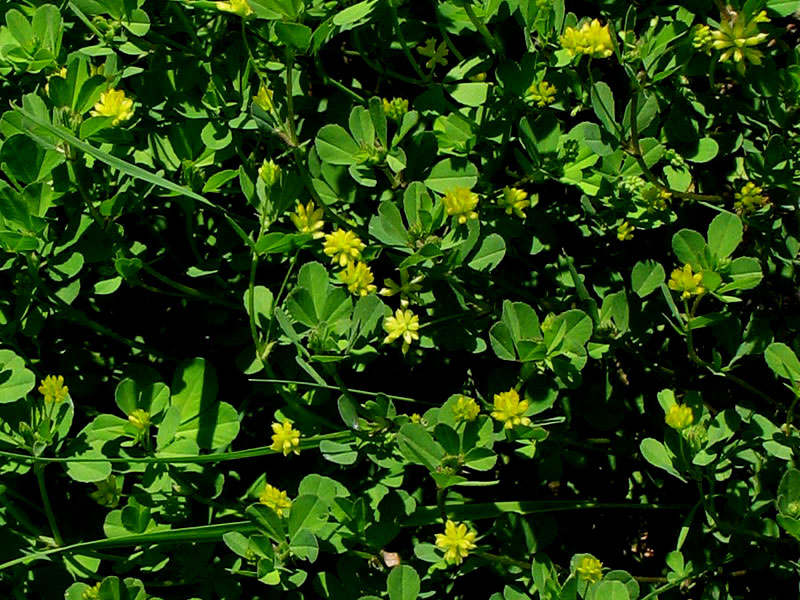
[497,186,532,219]
[560,19,614,59]
[452,395,480,422]
[734,181,767,213]
[38,375,69,404]
[491,388,531,429]
[216,0,252,17]
[667,264,704,300]
[617,221,634,241]
[324,229,366,267]
[259,483,292,517]
[665,404,694,430]
[290,201,325,239]
[711,11,770,71]
[128,408,150,431]
[82,582,102,600]
[443,187,479,224]
[525,81,557,107]
[576,555,604,583]
[692,24,714,53]
[435,520,477,565]
[270,420,301,456]
[338,261,377,296]
[252,83,274,112]
[379,268,423,308]
[258,159,281,187]
[383,97,409,121]
[383,308,420,354]
[91,89,134,126]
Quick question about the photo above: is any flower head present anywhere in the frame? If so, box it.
[693,24,714,53]
[734,181,767,213]
[560,19,614,59]
[338,261,377,296]
[259,483,292,517]
[324,229,366,267]
[576,555,604,583]
[258,159,281,187]
[270,421,301,456]
[617,221,634,241]
[452,395,480,422]
[491,388,531,429]
[383,308,420,354]
[443,187,479,224]
[82,582,102,600]
[128,408,150,431]
[38,375,69,404]
[91,89,134,126]
[435,520,477,565]
[525,81,557,107]
[216,0,252,17]
[665,404,694,430]
[253,83,274,112]
[290,201,325,239]
[711,11,770,71]
[668,264,705,300]
[497,186,532,219]
[383,97,409,121]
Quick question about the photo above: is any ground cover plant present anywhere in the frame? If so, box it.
[1,0,800,598]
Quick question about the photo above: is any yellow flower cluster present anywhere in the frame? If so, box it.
[290,201,325,239]
[383,97,409,121]
[665,404,694,430]
[253,83,274,112]
[217,0,252,17]
[668,264,704,300]
[617,221,634,241]
[91,89,134,126]
[560,19,614,59]
[734,181,767,213]
[270,421,301,456]
[435,520,477,565]
[497,186,532,219]
[711,11,770,68]
[338,261,377,296]
[259,483,292,517]
[258,159,281,187]
[491,388,531,429]
[128,408,150,431]
[38,375,69,404]
[443,187,480,224]
[576,555,604,583]
[324,229,366,267]
[525,81,557,107]
[383,308,420,354]
[452,395,480,422]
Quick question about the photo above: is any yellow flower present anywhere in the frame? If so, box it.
[711,12,770,70]
[91,89,134,126]
[383,308,420,354]
[128,408,150,431]
[270,421,301,456]
[410,413,422,424]
[38,375,69,404]
[693,24,714,53]
[443,187,479,225]
[379,268,423,308]
[734,181,767,213]
[383,97,409,121]
[665,404,694,430]
[259,483,292,517]
[216,0,252,17]
[497,186,532,219]
[435,520,477,565]
[258,159,281,187]
[324,229,366,267]
[560,19,614,59]
[452,395,480,422]
[617,221,634,241]
[338,261,377,296]
[668,264,705,300]
[576,555,604,583]
[491,388,531,429]
[253,83,274,112]
[525,81,557,107]
[82,582,102,600]
[290,201,325,239]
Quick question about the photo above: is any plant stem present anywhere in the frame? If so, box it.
[34,464,63,546]
[388,0,428,81]
[459,0,504,58]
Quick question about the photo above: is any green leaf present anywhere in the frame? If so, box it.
[591,580,630,600]
[0,350,36,404]
[387,565,420,600]
[468,233,506,271]
[424,158,478,194]
[671,229,707,270]
[297,261,331,319]
[315,125,360,165]
[275,22,312,52]
[66,444,112,483]
[396,423,444,471]
[247,503,286,542]
[171,358,218,422]
[685,137,718,163]
[446,82,490,107]
[288,494,329,537]
[764,342,800,382]
[114,379,170,417]
[368,201,409,247]
[489,322,517,361]
[591,81,617,136]
[640,438,685,482]
[716,257,762,293]
[631,260,665,298]
[175,400,240,450]
[289,528,319,561]
[706,212,742,260]
[332,0,379,26]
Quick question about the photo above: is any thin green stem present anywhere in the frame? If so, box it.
[285,50,300,148]
[34,464,63,546]
[264,249,301,348]
[388,0,428,81]
[313,53,366,104]
[459,0,503,58]
[249,378,435,405]
[475,551,530,570]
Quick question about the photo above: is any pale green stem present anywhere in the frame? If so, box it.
[34,464,63,546]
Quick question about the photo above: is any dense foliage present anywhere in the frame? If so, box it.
[1,0,800,598]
